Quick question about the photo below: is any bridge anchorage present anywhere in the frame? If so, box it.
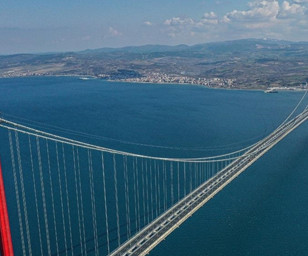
[0,91,307,256]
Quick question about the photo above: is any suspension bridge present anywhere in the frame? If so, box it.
[0,91,307,256]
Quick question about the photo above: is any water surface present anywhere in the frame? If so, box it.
[0,77,307,255]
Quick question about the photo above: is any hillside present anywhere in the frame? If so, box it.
[1,39,308,89]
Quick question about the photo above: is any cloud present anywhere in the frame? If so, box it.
[164,0,307,31]
[225,1,279,23]
[144,21,153,26]
[223,0,307,28]
[293,0,308,3]
[161,0,308,42]
[279,1,306,18]
[109,27,122,37]
[197,12,219,26]
[203,12,217,19]
[164,12,219,28]
[221,1,281,29]
[164,17,194,26]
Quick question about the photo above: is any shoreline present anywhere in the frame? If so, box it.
[0,74,307,92]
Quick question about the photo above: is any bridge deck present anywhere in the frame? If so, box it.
[110,109,308,256]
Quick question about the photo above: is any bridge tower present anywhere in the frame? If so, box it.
[0,159,14,256]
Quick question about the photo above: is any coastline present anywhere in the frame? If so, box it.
[0,74,306,92]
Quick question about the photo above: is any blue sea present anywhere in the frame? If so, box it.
[0,76,307,255]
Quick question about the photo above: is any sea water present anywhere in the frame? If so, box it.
[0,76,307,255]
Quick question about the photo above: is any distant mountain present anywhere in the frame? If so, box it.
[78,39,308,55]
[2,38,308,57]
[80,44,189,54]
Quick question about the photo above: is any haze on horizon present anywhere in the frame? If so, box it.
[1,0,308,54]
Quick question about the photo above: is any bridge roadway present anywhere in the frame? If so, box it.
[110,109,308,256]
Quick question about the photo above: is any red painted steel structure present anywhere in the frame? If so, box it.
[0,159,14,256]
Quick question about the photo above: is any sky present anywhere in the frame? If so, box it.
[0,0,307,54]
